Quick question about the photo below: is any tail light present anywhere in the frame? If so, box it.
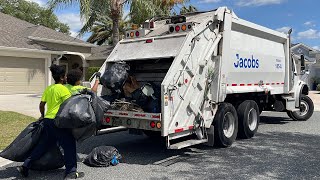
[105,117,111,123]
[156,122,161,129]
[150,21,154,28]
[175,25,180,32]
[181,24,187,31]
[125,29,147,39]
[146,39,153,43]
[169,22,193,34]
[150,121,156,128]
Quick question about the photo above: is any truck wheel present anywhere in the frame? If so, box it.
[237,100,260,139]
[214,103,238,147]
[287,95,314,121]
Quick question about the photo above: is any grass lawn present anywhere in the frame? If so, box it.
[0,111,36,150]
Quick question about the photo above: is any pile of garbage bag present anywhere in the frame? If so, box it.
[0,90,110,170]
[0,121,64,171]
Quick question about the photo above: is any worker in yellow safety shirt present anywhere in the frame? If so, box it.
[17,65,84,179]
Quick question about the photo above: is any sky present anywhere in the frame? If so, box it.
[26,0,320,50]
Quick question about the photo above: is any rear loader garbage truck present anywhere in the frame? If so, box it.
[90,7,314,149]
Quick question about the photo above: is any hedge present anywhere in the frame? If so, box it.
[86,67,100,81]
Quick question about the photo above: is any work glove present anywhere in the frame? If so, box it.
[95,72,101,79]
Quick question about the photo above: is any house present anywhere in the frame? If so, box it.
[291,43,320,89]
[0,12,112,95]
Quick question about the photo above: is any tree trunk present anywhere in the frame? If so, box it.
[112,18,120,45]
[111,0,122,46]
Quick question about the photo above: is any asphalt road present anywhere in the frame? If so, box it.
[1,111,320,180]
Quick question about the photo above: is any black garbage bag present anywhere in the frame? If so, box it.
[0,121,43,162]
[55,94,96,129]
[72,123,96,143]
[0,121,64,171]
[83,146,121,167]
[30,145,64,171]
[100,62,130,94]
[91,93,110,129]
[131,83,161,113]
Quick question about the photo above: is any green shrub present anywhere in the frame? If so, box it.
[317,84,320,91]
[86,67,100,81]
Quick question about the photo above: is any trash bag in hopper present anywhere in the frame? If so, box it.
[100,62,130,94]
[0,121,43,162]
[123,76,140,97]
[30,145,64,171]
[131,83,161,113]
[55,94,96,129]
[83,146,122,167]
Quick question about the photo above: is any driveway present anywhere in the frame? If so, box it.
[0,94,41,118]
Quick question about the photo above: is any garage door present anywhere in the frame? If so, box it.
[0,56,46,94]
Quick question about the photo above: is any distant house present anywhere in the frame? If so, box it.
[291,43,320,89]
[0,12,112,95]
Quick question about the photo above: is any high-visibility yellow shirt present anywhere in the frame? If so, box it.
[41,84,71,119]
[64,84,88,95]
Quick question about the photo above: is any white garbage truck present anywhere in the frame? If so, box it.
[91,7,314,149]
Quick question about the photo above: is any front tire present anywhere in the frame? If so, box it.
[287,95,314,121]
[214,103,238,147]
[237,100,260,139]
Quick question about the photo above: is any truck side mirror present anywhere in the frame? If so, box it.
[301,55,305,71]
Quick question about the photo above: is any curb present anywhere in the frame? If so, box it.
[0,151,13,167]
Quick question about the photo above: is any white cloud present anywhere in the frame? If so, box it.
[198,0,221,3]
[26,0,46,7]
[297,29,320,39]
[236,0,285,7]
[313,46,320,51]
[276,26,291,34]
[70,31,78,38]
[304,21,316,27]
[57,13,84,37]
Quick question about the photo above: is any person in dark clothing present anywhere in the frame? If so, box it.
[17,65,84,179]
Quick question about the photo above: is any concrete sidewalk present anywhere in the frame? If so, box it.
[0,94,41,118]
[0,152,12,167]
[308,91,320,111]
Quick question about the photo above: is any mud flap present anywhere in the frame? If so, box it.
[205,125,214,147]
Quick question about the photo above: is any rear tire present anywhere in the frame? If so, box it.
[214,103,238,147]
[237,100,260,139]
[287,95,314,121]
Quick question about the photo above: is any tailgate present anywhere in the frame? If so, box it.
[103,110,162,131]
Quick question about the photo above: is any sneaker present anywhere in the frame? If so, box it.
[17,166,29,177]
[64,172,85,179]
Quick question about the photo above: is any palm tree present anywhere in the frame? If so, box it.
[180,5,198,14]
[49,0,188,45]
[87,18,130,45]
